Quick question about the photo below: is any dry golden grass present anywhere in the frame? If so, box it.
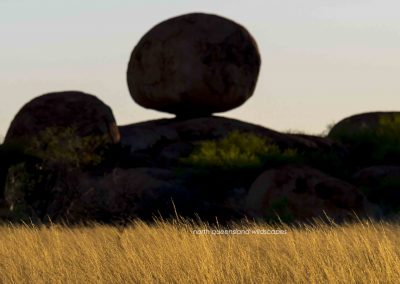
[0,218,399,283]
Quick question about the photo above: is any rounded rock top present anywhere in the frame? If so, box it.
[127,13,261,117]
[5,91,120,145]
[328,111,400,139]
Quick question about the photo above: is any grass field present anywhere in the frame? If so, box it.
[0,218,399,283]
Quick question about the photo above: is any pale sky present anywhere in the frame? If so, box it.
[1,0,400,140]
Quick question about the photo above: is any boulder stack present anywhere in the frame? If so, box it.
[2,13,393,224]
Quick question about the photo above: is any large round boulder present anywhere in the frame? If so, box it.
[329,112,400,139]
[245,165,377,222]
[127,13,261,117]
[328,112,400,165]
[5,91,120,145]
[2,91,121,221]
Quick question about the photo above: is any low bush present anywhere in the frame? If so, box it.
[26,126,109,170]
[181,131,298,170]
[4,127,110,221]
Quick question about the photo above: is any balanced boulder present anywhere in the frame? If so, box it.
[127,13,261,117]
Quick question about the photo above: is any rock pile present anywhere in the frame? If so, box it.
[0,13,395,224]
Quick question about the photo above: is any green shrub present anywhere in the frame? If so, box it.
[26,127,108,169]
[181,131,298,170]
[4,127,109,221]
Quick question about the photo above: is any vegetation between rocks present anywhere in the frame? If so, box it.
[181,131,298,170]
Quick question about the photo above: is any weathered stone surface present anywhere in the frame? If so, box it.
[5,91,120,145]
[127,13,261,116]
[119,116,343,168]
[245,165,375,222]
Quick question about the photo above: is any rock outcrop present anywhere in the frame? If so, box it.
[63,168,193,222]
[119,116,342,168]
[2,13,396,224]
[329,112,400,139]
[5,91,120,146]
[2,91,121,222]
[353,166,400,213]
[127,13,261,117]
[245,165,375,222]
[328,112,400,165]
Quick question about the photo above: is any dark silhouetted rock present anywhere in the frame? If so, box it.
[328,112,400,165]
[353,166,400,213]
[119,116,343,168]
[354,166,400,185]
[64,168,193,222]
[63,167,247,223]
[329,112,400,138]
[245,165,376,222]
[2,91,121,222]
[5,91,120,145]
[0,199,10,220]
[127,13,261,117]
